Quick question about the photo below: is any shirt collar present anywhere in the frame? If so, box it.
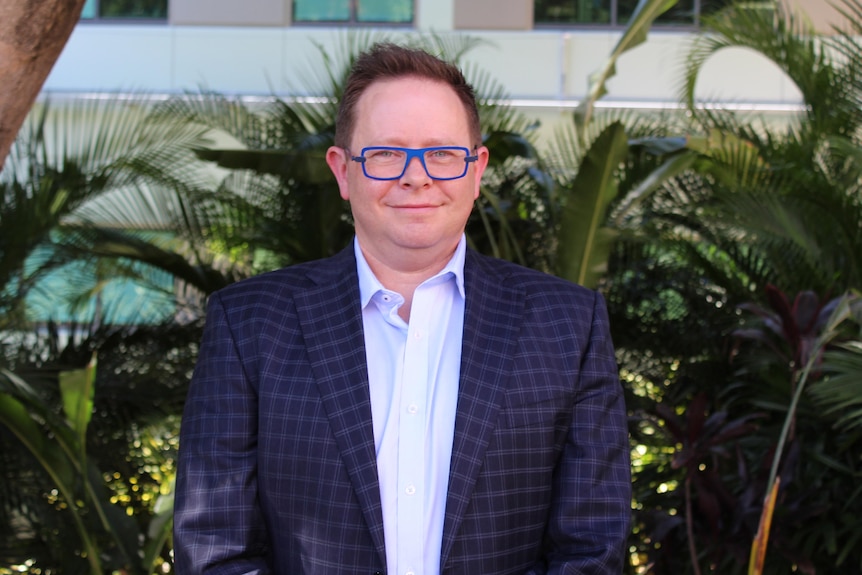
[355,235,467,309]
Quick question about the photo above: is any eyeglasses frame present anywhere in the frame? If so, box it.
[349,146,479,181]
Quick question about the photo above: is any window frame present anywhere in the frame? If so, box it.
[532,0,714,30]
[79,0,169,23]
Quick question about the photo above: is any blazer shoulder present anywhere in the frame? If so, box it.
[467,249,598,302]
[212,246,356,308]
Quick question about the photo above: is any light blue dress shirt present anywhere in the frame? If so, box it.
[355,236,466,575]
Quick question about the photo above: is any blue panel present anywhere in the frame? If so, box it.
[22,241,176,326]
[294,0,351,21]
[358,0,413,22]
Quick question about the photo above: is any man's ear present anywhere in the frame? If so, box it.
[472,146,490,200]
[326,146,350,200]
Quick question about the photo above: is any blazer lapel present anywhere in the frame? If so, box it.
[440,250,524,566]
[293,246,387,567]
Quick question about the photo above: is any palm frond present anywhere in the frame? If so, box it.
[810,340,862,431]
[1,96,214,323]
[685,0,862,139]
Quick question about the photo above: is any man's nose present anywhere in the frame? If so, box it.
[401,156,431,183]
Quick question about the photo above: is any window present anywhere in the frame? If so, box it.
[534,0,733,27]
[293,0,414,24]
[80,0,168,20]
[22,241,177,326]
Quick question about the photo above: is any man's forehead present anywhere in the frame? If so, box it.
[360,75,454,99]
[354,77,468,123]
[346,75,476,149]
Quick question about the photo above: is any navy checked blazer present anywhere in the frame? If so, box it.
[173,243,631,575]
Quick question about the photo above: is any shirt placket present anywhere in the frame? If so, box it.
[396,293,430,575]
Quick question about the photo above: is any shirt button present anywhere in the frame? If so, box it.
[413,330,422,339]
[406,571,415,575]
[405,484,416,496]
[407,404,418,415]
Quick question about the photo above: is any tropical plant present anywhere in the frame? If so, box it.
[0,95,219,573]
[733,288,862,574]
[544,0,681,288]
[1,319,200,573]
[613,0,862,572]
[0,94,243,325]
[810,337,862,432]
[0,356,166,574]
[671,0,862,297]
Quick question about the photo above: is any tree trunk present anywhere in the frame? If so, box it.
[0,0,87,169]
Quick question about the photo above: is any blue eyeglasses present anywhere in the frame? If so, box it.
[349,146,479,181]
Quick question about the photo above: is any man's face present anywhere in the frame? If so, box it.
[326,76,489,268]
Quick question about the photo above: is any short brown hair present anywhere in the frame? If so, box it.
[333,43,482,149]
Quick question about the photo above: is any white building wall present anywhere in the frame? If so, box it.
[44,0,809,138]
[45,25,803,104]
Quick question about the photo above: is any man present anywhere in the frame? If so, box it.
[173,43,631,575]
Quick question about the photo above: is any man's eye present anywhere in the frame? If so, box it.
[368,150,400,160]
[428,149,461,162]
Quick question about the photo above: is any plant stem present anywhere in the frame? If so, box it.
[748,295,854,573]
[686,477,703,575]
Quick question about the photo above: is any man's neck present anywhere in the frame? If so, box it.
[357,241,460,322]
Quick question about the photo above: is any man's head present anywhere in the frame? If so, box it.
[333,43,482,150]
[326,44,489,273]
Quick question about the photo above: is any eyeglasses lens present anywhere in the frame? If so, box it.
[363,147,469,180]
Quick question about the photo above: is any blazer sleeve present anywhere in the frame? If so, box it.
[529,291,631,575]
[173,292,271,575]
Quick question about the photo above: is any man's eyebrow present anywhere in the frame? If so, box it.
[365,140,463,148]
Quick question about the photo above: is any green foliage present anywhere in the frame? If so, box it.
[737,290,861,574]
[578,0,679,126]
[812,340,862,431]
[555,121,627,287]
[0,93,213,573]
[1,320,196,573]
[3,3,862,573]
[617,0,862,572]
[1,349,176,574]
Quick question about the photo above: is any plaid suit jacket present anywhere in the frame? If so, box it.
[174,244,631,575]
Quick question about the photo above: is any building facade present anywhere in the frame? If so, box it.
[25,0,847,325]
[45,0,847,130]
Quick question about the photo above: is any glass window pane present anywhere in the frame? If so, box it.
[655,0,695,25]
[700,0,771,19]
[358,0,413,23]
[535,0,610,24]
[617,0,694,26]
[617,0,638,23]
[701,0,734,16]
[294,0,351,21]
[99,0,167,18]
[24,242,176,325]
[80,0,97,19]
